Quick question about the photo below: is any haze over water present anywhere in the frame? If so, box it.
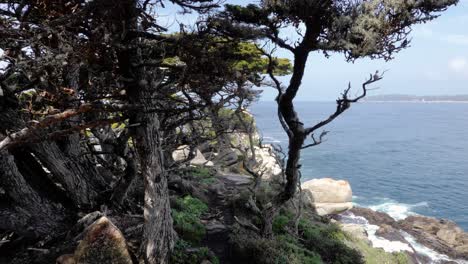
[251,101,468,230]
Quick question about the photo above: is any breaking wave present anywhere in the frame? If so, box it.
[353,196,429,220]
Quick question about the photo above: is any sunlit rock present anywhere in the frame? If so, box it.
[301,178,353,216]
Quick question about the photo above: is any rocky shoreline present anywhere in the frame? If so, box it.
[335,207,468,264]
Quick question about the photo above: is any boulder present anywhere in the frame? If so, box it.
[73,216,133,264]
[397,215,468,260]
[172,145,214,166]
[301,178,353,216]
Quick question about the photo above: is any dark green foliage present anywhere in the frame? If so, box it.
[229,225,322,264]
[170,240,220,264]
[272,211,294,235]
[298,219,364,264]
[172,196,209,244]
[224,1,458,61]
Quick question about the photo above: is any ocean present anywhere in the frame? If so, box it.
[250,101,468,230]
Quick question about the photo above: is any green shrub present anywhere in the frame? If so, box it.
[272,211,294,235]
[172,196,209,244]
[170,240,220,264]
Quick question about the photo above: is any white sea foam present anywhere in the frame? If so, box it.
[401,232,450,263]
[355,197,429,220]
[339,212,413,252]
[365,224,414,253]
[262,136,281,143]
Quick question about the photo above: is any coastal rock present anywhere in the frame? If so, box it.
[349,207,396,227]
[172,145,214,166]
[375,224,407,244]
[397,215,468,260]
[340,223,369,242]
[230,131,259,152]
[301,178,353,216]
[73,216,133,264]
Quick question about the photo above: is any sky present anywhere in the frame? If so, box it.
[158,0,468,101]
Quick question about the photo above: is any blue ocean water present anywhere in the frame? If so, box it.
[250,101,468,230]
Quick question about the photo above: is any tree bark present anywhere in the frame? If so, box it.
[133,109,174,264]
[0,150,67,238]
[124,64,174,264]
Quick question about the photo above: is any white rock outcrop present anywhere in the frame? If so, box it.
[253,145,283,179]
[172,145,214,166]
[301,178,353,216]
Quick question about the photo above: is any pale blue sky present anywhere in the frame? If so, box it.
[159,1,468,101]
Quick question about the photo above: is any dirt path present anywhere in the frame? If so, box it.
[201,173,253,264]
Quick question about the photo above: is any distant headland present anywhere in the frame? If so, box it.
[363,94,468,102]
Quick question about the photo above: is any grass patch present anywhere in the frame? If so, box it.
[187,166,217,185]
[172,196,209,244]
[344,235,411,264]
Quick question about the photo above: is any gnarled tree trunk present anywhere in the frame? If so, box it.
[114,1,175,262]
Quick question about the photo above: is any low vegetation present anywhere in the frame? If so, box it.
[230,209,364,264]
[170,240,219,264]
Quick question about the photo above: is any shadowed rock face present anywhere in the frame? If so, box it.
[73,216,133,264]
[301,178,353,216]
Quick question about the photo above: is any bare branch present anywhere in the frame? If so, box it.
[301,130,329,149]
[304,71,384,136]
